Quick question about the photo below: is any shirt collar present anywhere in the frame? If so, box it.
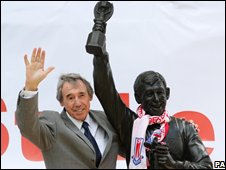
[65,111,85,130]
[65,111,96,131]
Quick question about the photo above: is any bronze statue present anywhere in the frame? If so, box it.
[86,1,213,169]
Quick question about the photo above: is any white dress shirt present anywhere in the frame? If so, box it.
[65,111,108,155]
[20,89,108,155]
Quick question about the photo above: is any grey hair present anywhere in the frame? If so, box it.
[56,73,93,102]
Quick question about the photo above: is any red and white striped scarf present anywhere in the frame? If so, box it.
[129,105,170,169]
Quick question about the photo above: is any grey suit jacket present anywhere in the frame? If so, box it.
[15,93,120,169]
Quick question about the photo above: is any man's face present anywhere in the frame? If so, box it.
[141,79,169,116]
[60,80,92,121]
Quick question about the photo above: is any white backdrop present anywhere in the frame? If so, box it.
[1,1,225,169]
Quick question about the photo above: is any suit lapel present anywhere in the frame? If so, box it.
[89,110,113,161]
[60,110,95,153]
[60,109,114,162]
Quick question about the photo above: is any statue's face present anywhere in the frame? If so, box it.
[140,79,169,116]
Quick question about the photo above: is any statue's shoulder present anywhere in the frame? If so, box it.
[169,116,190,130]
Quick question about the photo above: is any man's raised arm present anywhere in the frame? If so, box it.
[16,48,55,150]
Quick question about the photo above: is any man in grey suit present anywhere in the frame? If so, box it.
[16,47,120,169]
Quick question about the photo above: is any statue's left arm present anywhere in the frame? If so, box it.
[181,122,213,169]
[155,121,213,169]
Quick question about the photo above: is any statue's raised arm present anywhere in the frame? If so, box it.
[85,2,137,163]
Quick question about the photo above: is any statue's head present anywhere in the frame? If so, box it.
[133,71,170,116]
